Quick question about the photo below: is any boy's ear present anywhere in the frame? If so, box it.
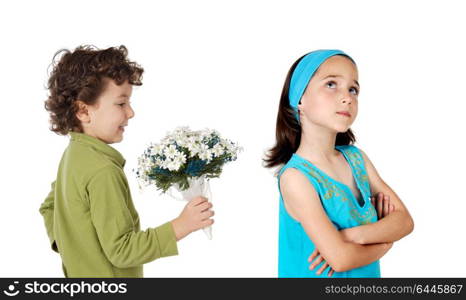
[75,100,90,123]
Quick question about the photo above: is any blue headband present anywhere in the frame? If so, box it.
[289,49,354,121]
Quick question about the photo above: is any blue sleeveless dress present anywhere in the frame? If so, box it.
[278,145,380,278]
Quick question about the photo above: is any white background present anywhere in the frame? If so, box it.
[0,0,465,277]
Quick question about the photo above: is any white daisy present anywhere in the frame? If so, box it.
[173,152,187,166]
[151,144,163,155]
[199,148,213,162]
[167,160,181,171]
[212,144,224,157]
[188,143,201,158]
[164,144,178,159]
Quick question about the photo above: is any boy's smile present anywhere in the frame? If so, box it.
[78,78,134,144]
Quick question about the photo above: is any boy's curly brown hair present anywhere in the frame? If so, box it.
[44,45,144,135]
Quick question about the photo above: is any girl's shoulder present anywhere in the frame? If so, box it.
[277,154,303,178]
[278,154,320,189]
[279,164,319,201]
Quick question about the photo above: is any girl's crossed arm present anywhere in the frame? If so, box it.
[280,168,393,274]
[341,150,415,245]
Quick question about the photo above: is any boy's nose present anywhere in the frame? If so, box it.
[127,106,135,119]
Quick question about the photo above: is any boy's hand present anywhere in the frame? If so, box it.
[371,192,395,219]
[171,196,214,241]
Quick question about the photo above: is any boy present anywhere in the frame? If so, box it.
[39,45,214,277]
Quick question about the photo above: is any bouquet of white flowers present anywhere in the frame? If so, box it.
[135,126,242,239]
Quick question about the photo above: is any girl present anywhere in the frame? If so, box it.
[264,49,414,278]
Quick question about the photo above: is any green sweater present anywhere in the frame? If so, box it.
[39,132,178,277]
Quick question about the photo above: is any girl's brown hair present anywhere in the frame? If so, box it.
[263,54,356,169]
[44,45,144,135]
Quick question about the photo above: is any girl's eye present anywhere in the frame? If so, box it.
[326,81,337,89]
[326,81,359,95]
[350,87,359,95]
[118,103,126,107]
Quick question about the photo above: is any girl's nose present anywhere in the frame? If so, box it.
[341,91,354,104]
[341,96,352,104]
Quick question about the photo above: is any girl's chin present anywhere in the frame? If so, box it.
[335,121,353,132]
[334,125,351,133]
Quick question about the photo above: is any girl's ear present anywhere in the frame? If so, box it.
[297,101,304,113]
[297,100,307,120]
[75,100,90,123]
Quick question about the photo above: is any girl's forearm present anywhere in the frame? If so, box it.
[344,211,414,244]
[336,241,392,272]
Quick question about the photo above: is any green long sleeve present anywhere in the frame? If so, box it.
[40,132,178,277]
[39,181,59,253]
[88,165,178,268]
